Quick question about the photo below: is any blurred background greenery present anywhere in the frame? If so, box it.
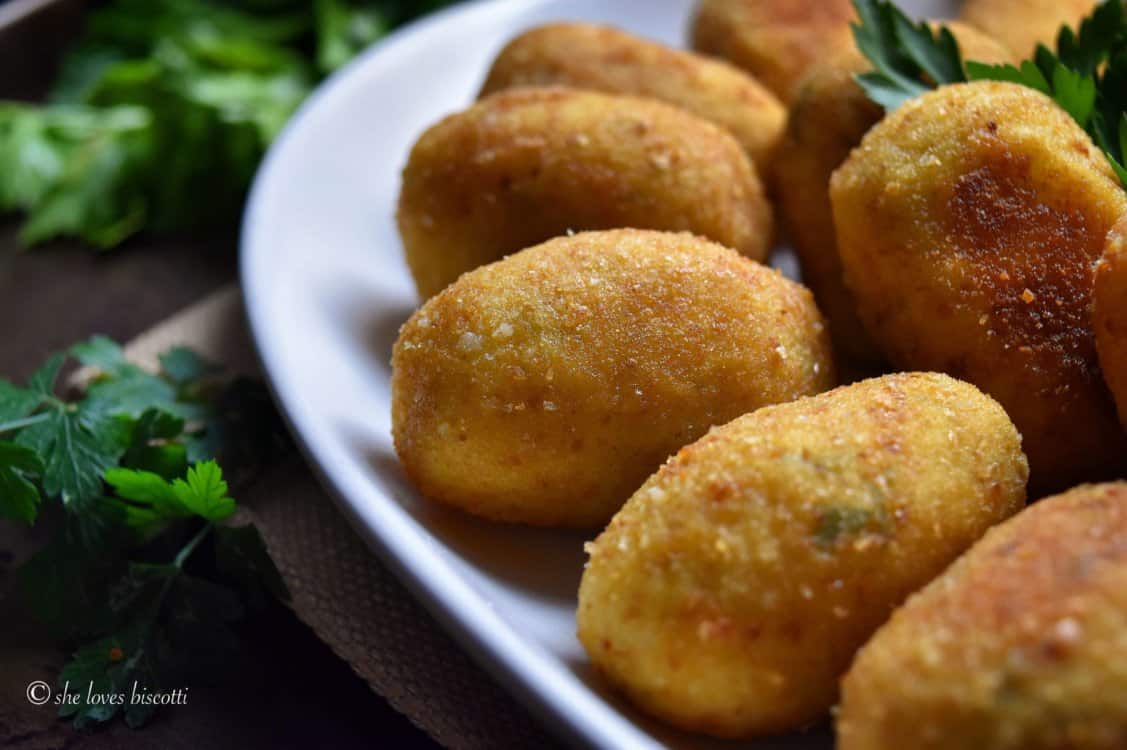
[0,0,459,250]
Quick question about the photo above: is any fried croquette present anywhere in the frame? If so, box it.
[830,81,1127,494]
[960,0,1098,58]
[391,229,834,528]
[1094,215,1127,428]
[689,0,856,103]
[774,25,1013,373]
[397,87,773,299]
[839,483,1127,750]
[577,373,1028,738]
[479,22,786,173]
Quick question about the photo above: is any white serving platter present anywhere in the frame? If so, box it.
[240,0,955,746]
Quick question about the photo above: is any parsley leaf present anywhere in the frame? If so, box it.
[0,103,154,248]
[71,334,128,372]
[850,0,965,110]
[57,563,177,728]
[121,408,189,479]
[159,347,217,386]
[1056,0,1126,75]
[83,369,179,421]
[1052,63,1099,126]
[106,460,236,528]
[73,337,197,421]
[172,461,236,521]
[27,352,65,398]
[854,0,1127,187]
[967,47,1101,129]
[19,502,130,639]
[16,409,129,508]
[891,11,964,86]
[0,0,458,250]
[0,441,45,523]
[965,60,1051,94]
[0,380,45,427]
[1093,50,1127,183]
[10,339,292,730]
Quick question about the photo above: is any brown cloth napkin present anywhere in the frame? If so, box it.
[4,285,557,750]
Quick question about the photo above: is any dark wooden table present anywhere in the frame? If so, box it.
[0,2,442,746]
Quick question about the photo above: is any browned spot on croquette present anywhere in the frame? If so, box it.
[948,140,1104,387]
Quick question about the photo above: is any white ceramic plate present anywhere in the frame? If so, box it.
[241,1,956,747]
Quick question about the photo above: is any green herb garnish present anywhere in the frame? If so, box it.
[0,0,458,249]
[852,0,1127,183]
[851,0,966,109]
[3,338,290,728]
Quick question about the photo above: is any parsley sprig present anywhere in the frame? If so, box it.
[852,0,1127,184]
[2,338,290,728]
[0,0,458,250]
[851,0,966,109]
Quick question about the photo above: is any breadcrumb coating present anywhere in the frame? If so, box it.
[774,25,1012,373]
[840,483,1127,750]
[578,373,1027,737]
[690,0,856,103]
[398,87,772,299]
[830,81,1127,493]
[480,22,785,173]
[392,229,834,527]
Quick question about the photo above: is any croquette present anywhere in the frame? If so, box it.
[1095,215,1127,427]
[773,24,1013,373]
[398,87,773,299]
[391,229,834,528]
[690,0,856,103]
[830,81,1127,493]
[577,373,1028,738]
[839,483,1127,750]
[479,22,786,173]
[960,0,1098,58]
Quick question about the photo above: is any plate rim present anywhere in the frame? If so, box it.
[238,2,681,748]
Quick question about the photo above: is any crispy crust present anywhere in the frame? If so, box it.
[577,373,1028,737]
[391,229,834,528]
[479,22,785,173]
[773,25,1012,373]
[830,81,1127,493]
[840,483,1127,750]
[689,0,856,104]
[397,87,772,299]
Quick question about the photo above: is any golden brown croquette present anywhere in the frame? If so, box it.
[830,81,1127,494]
[690,0,857,103]
[479,22,786,173]
[577,373,1028,738]
[397,87,772,299]
[392,229,834,528]
[773,24,1013,374]
[840,483,1127,750]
